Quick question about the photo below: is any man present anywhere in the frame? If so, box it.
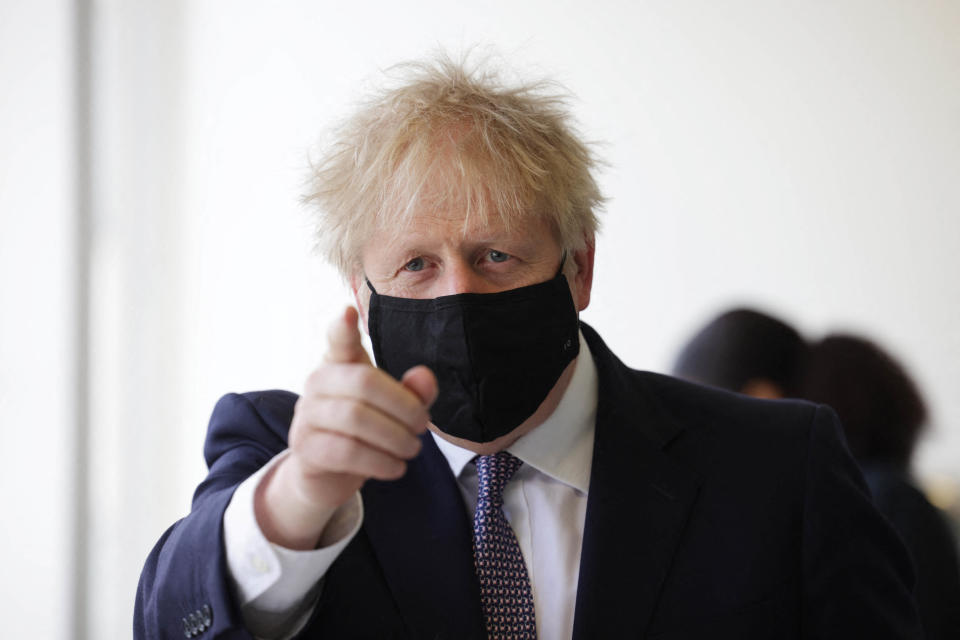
[136,57,920,639]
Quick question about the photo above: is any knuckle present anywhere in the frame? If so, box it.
[411,404,430,426]
[346,364,379,396]
[384,459,407,479]
[311,433,354,472]
[289,407,309,445]
[334,398,366,426]
[290,396,325,439]
[398,436,422,459]
[290,433,328,474]
[288,421,303,448]
[354,366,379,393]
[410,436,423,456]
[315,435,345,463]
[304,367,330,393]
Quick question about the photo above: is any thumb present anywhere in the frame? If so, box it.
[401,365,439,408]
[324,306,372,365]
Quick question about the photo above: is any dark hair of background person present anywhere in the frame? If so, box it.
[800,334,927,468]
[671,308,807,397]
[800,334,960,640]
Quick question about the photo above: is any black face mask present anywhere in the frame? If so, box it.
[367,263,580,443]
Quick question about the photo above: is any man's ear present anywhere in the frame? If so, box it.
[349,272,371,334]
[570,237,595,312]
[741,378,784,399]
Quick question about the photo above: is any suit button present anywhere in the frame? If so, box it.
[201,604,213,627]
[182,616,194,637]
[195,610,208,631]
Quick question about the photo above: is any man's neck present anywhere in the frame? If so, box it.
[427,357,578,456]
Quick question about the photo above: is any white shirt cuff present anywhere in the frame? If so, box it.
[223,450,364,638]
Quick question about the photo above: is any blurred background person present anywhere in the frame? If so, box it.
[674,310,960,639]
[800,335,960,640]
[671,307,808,399]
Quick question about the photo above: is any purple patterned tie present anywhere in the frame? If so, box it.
[472,451,537,639]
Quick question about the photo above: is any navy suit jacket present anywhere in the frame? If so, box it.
[136,324,921,638]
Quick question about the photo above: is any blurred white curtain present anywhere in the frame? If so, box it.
[84,1,196,637]
[1,1,80,638]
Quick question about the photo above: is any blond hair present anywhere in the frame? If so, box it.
[304,54,604,276]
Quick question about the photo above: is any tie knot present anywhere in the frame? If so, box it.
[475,451,523,505]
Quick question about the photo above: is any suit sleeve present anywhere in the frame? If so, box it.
[800,404,922,639]
[134,392,292,640]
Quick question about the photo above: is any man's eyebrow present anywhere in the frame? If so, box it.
[463,231,537,246]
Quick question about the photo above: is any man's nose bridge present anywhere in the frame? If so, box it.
[443,259,483,295]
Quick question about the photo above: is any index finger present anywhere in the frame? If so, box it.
[304,363,431,434]
[324,306,372,366]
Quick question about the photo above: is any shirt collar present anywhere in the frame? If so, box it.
[431,329,598,494]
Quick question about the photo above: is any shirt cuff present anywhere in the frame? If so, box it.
[223,450,364,637]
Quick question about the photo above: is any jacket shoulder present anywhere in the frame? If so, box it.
[580,321,822,447]
[633,369,820,435]
[136,389,300,639]
[202,390,299,468]
[210,389,299,433]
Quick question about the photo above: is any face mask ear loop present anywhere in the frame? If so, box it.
[556,250,581,326]
[365,277,378,295]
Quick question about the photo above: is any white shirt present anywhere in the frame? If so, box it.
[223,331,598,639]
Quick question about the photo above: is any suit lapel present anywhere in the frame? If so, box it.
[361,433,486,639]
[360,324,700,638]
[573,325,703,639]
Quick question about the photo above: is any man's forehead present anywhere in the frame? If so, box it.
[376,208,547,245]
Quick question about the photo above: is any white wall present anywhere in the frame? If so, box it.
[0,1,76,638]
[3,1,957,637]
[108,2,960,637]
[168,0,960,474]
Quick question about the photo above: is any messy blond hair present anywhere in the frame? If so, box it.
[304,54,604,276]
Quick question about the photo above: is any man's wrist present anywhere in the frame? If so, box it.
[255,456,341,550]
[222,452,364,637]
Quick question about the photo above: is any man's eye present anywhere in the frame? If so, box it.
[403,257,425,272]
[488,250,510,263]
